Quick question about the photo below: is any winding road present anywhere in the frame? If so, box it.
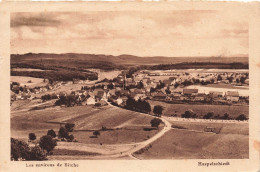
[103,101,172,159]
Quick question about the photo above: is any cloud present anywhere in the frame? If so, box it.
[10,11,248,57]
[11,13,61,27]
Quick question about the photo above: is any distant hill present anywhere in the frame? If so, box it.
[11,53,248,68]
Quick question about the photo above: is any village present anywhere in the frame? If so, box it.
[10,69,249,109]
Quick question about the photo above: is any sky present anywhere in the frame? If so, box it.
[10,11,248,57]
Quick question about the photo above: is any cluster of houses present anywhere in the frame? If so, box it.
[54,84,247,108]
[10,70,249,106]
[10,81,63,101]
[145,70,249,85]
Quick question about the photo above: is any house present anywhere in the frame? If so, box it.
[95,91,105,101]
[209,91,223,98]
[163,79,175,86]
[245,79,249,85]
[134,94,146,101]
[86,97,95,105]
[121,90,129,96]
[194,96,205,101]
[88,92,95,98]
[183,89,198,96]
[11,92,16,101]
[133,89,144,94]
[172,93,182,100]
[116,98,123,105]
[98,100,108,106]
[152,92,167,100]
[225,91,239,102]
[108,89,116,96]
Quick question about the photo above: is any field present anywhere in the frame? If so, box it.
[148,100,249,119]
[134,121,249,159]
[186,85,249,97]
[11,102,162,145]
[11,68,50,72]
[204,83,249,89]
[11,76,47,87]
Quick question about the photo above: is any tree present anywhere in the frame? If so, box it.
[153,105,164,117]
[174,82,180,88]
[150,118,162,129]
[203,112,214,119]
[240,76,246,84]
[236,114,248,121]
[150,87,156,93]
[30,146,47,161]
[11,138,31,161]
[228,77,233,83]
[236,78,240,83]
[138,81,144,89]
[67,135,74,142]
[93,131,100,138]
[222,113,230,120]
[217,75,222,81]
[47,129,56,138]
[165,89,171,94]
[65,123,75,132]
[29,133,36,141]
[39,135,57,154]
[143,100,151,114]
[58,127,69,140]
[181,110,197,118]
[126,96,135,109]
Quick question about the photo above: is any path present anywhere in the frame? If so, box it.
[105,101,172,159]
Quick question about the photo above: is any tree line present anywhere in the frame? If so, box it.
[181,110,248,121]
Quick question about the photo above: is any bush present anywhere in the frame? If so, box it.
[94,103,101,107]
[101,126,107,131]
[203,112,214,119]
[181,110,197,118]
[93,131,100,137]
[65,123,75,132]
[171,125,187,129]
[67,135,74,142]
[221,113,230,120]
[47,129,56,138]
[29,133,36,141]
[39,135,57,154]
[150,118,162,129]
[11,138,31,161]
[30,146,47,161]
[58,127,69,139]
[153,105,164,117]
[236,114,248,121]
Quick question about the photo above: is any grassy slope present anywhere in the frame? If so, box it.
[135,126,249,159]
[148,100,249,118]
[11,102,161,144]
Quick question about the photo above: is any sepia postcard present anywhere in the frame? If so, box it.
[0,1,260,172]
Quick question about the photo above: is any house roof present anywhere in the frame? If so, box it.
[226,91,239,97]
[183,89,198,94]
[153,93,167,97]
[96,91,104,98]
[134,89,143,94]
[209,91,223,95]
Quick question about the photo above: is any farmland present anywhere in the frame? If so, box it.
[10,53,249,160]
[148,100,249,119]
[134,123,249,159]
[11,76,47,87]
[11,103,162,145]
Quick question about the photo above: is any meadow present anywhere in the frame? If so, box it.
[134,122,249,159]
[148,100,249,119]
[11,103,161,145]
